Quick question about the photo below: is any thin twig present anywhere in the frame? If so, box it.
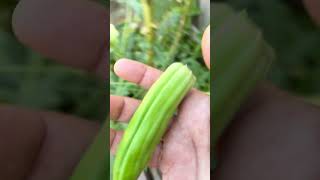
[166,0,194,64]
[141,0,155,66]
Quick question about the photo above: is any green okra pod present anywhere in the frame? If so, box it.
[113,62,196,180]
[212,3,275,145]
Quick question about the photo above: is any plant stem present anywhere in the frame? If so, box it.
[120,5,133,58]
[166,0,194,64]
[116,5,133,95]
[141,0,155,66]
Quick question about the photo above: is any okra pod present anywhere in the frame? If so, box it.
[113,63,196,180]
[212,3,275,145]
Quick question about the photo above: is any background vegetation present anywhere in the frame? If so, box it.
[110,0,210,99]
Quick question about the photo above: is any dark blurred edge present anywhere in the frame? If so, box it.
[70,0,110,179]
[210,0,320,177]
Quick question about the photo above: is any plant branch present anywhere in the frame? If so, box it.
[166,0,194,64]
[141,0,155,66]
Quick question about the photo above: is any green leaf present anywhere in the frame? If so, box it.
[110,120,128,131]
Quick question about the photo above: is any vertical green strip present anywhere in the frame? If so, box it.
[70,121,108,180]
[70,0,109,178]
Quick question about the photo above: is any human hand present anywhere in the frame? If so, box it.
[215,83,320,179]
[110,26,211,180]
[304,0,320,25]
[0,0,107,179]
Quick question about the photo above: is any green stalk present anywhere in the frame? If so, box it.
[141,0,155,66]
[211,2,275,149]
[166,0,194,64]
[70,121,108,180]
[115,6,134,96]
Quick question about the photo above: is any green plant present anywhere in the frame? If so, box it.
[110,0,209,99]
[113,63,195,180]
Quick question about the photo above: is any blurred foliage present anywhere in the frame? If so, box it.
[0,0,106,120]
[218,0,320,95]
[110,0,209,100]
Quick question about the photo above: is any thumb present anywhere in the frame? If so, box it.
[202,25,210,69]
[304,0,320,26]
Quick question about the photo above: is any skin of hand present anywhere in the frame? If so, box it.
[214,3,320,180]
[304,0,320,25]
[215,83,320,180]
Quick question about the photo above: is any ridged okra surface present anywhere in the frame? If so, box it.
[113,63,196,180]
[212,3,274,146]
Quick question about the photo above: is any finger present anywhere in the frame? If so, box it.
[304,0,320,25]
[28,111,100,180]
[12,0,107,76]
[110,95,140,122]
[0,104,99,180]
[114,59,162,89]
[110,95,140,153]
[202,25,210,69]
[0,105,45,180]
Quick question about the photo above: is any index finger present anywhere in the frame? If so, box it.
[114,59,162,89]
